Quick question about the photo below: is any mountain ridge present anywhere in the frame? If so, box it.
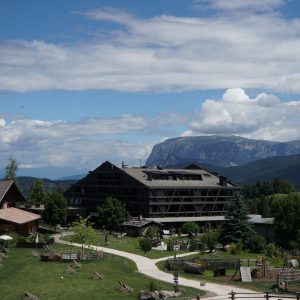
[146,135,300,167]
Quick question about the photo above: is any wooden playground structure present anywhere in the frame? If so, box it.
[167,254,300,291]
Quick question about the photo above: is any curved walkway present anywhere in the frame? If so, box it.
[54,233,256,299]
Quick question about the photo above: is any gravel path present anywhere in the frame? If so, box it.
[54,233,257,299]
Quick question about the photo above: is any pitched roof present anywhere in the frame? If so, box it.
[0,180,14,203]
[0,207,41,225]
[122,167,237,188]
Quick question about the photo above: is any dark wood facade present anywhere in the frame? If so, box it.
[0,181,40,235]
[65,161,239,219]
[0,180,25,209]
[0,219,39,236]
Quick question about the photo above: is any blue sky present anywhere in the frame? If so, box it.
[1,0,300,176]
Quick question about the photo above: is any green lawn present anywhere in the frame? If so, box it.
[0,245,202,300]
[62,232,190,259]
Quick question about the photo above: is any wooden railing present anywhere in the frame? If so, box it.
[228,291,300,300]
[277,270,300,287]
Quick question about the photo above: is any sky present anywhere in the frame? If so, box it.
[1,0,300,176]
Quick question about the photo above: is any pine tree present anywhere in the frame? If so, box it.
[221,194,254,247]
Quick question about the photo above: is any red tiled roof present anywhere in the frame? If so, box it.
[0,207,41,225]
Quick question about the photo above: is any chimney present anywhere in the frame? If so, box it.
[219,176,227,187]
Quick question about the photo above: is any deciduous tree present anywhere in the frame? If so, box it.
[4,156,19,180]
[138,237,152,255]
[71,216,98,259]
[271,193,300,248]
[43,191,67,225]
[27,179,45,206]
[98,197,129,233]
[181,221,199,234]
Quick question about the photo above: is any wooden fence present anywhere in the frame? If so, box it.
[44,245,103,261]
[166,257,240,271]
[228,291,300,300]
[277,270,300,286]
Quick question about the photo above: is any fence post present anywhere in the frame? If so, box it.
[230,290,236,300]
[265,291,270,300]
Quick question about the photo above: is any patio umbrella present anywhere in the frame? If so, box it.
[0,235,13,241]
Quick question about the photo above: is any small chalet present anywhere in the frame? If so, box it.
[122,217,163,237]
[0,180,24,209]
[0,180,41,235]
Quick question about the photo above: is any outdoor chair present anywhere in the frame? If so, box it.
[24,291,39,300]
[91,271,104,280]
[118,281,133,292]
[66,265,76,274]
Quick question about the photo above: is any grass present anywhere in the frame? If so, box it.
[62,232,190,259]
[0,245,202,300]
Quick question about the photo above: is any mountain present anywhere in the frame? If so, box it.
[146,135,300,167]
[17,166,89,180]
[15,176,77,198]
[58,173,87,180]
[221,154,300,189]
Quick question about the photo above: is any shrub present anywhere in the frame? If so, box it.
[201,228,219,252]
[167,238,175,252]
[146,225,159,239]
[230,240,243,255]
[190,237,203,251]
[248,235,267,253]
[264,243,280,258]
[182,222,199,234]
[289,241,299,250]
[149,280,159,292]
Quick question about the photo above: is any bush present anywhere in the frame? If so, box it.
[190,237,203,251]
[289,241,299,250]
[264,243,280,258]
[146,225,159,239]
[230,241,243,255]
[181,222,199,234]
[167,238,175,252]
[201,228,219,252]
[149,280,159,292]
[248,235,267,253]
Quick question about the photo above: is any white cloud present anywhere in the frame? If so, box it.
[193,0,284,13]
[222,88,250,103]
[0,113,186,169]
[0,118,6,127]
[187,88,300,141]
[1,3,300,92]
